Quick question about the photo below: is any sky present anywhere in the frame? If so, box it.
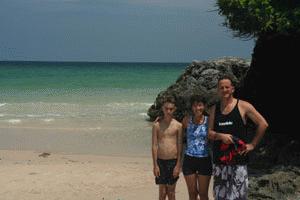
[0,0,254,62]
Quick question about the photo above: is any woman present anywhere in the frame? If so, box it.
[182,95,212,200]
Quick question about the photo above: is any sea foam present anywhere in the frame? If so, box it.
[7,119,21,124]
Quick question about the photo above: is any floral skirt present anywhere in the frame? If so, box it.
[213,164,248,200]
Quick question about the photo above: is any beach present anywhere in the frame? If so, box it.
[0,150,214,200]
[0,62,209,199]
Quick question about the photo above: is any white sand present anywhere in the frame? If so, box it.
[0,150,214,200]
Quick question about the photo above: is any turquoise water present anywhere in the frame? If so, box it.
[0,61,187,156]
[0,62,185,102]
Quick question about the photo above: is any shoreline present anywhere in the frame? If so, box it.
[0,150,213,200]
[0,126,151,157]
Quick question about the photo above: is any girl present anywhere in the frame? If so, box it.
[182,95,212,200]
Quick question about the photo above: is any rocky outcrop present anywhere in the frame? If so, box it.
[238,33,300,137]
[248,166,300,200]
[247,133,300,199]
[147,57,250,121]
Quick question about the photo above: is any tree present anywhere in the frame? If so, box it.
[217,0,300,38]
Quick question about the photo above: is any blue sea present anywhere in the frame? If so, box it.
[0,61,187,156]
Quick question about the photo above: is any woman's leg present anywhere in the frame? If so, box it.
[184,174,198,200]
[197,175,211,200]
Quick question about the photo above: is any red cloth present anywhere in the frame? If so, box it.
[219,137,246,165]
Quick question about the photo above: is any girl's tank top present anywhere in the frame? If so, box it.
[185,115,209,158]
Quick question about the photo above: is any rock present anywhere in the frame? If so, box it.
[147,57,250,121]
[38,152,51,158]
[248,166,300,200]
[238,33,300,136]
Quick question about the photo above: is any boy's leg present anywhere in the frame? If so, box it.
[166,183,177,200]
[184,174,198,200]
[159,185,167,200]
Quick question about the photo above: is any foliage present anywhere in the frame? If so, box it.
[217,0,300,38]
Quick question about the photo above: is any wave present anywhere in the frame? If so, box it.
[105,102,152,107]
[0,101,152,107]
[26,114,61,117]
[7,119,21,124]
[42,118,54,122]
[0,101,152,120]
[88,127,102,130]
[27,114,43,118]
[139,113,148,117]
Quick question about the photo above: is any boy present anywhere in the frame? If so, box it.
[152,96,183,200]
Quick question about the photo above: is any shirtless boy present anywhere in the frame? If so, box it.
[152,96,183,200]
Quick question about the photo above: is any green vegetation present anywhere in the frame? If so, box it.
[217,0,300,38]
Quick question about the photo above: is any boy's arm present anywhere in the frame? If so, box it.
[176,123,183,165]
[173,123,182,178]
[152,123,160,177]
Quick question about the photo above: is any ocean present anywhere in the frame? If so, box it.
[0,61,187,156]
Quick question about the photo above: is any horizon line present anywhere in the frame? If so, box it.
[0,60,190,64]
